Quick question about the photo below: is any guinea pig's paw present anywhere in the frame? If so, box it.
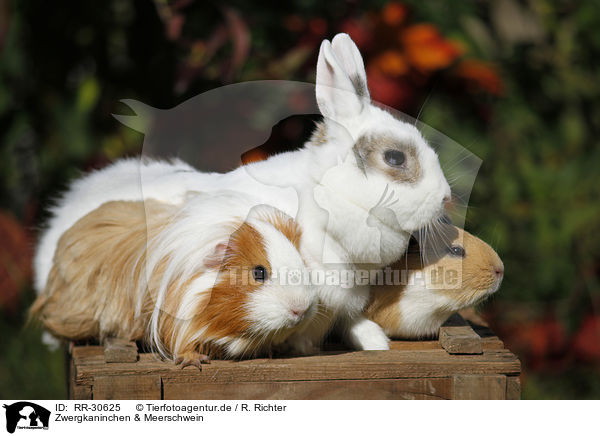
[175,351,211,370]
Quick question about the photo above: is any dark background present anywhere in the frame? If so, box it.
[1,0,599,399]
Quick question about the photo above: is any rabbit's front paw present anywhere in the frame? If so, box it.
[345,317,390,351]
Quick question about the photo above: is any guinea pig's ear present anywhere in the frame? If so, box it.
[203,242,228,270]
[316,34,369,121]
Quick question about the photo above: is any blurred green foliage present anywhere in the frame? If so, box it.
[1,0,599,399]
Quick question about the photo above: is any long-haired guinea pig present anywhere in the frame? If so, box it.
[365,226,503,339]
[30,191,318,367]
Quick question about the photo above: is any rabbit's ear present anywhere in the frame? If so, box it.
[316,35,369,121]
[331,33,370,101]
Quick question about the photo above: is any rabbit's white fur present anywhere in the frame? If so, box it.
[35,33,450,351]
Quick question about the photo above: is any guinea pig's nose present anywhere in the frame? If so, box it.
[289,305,307,320]
[290,308,304,317]
[494,264,504,277]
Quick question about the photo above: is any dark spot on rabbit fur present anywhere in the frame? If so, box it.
[349,74,368,99]
[353,134,422,184]
[310,121,328,147]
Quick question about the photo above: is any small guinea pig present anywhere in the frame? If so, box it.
[365,226,504,339]
[30,191,318,367]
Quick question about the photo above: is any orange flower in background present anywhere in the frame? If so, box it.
[401,24,463,72]
[343,3,503,113]
[366,68,415,110]
[382,2,408,27]
[455,59,504,95]
[371,50,408,77]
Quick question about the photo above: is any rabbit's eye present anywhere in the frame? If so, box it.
[252,265,268,282]
[448,246,466,258]
[384,149,406,167]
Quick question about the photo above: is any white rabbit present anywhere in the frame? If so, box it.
[34,33,451,352]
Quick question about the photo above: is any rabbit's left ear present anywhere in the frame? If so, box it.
[316,33,370,121]
[331,33,370,101]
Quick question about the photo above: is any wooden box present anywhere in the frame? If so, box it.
[67,315,521,400]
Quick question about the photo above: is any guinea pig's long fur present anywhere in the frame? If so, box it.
[365,226,504,338]
[31,192,317,362]
[34,33,451,352]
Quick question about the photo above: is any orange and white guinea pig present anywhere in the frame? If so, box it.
[30,191,318,367]
[365,226,503,339]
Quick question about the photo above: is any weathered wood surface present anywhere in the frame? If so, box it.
[94,375,160,400]
[73,348,519,385]
[163,378,454,400]
[69,314,521,400]
[439,313,483,355]
[103,338,139,363]
[70,343,520,400]
[452,374,507,399]
[506,376,521,400]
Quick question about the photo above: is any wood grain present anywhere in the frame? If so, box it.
[163,378,453,400]
[72,347,520,386]
[506,375,521,400]
[439,314,483,354]
[68,336,521,400]
[104,338,138,363]
[93,375,161,400]
[452,374,507,399]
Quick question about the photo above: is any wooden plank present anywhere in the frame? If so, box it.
[439,314,483,354]
[452,374,506,400]
[73,349,520,387]
[391,338,503,351]
[506,376,521,400]
[104,338,138,363]
[72,345,105,364]
[93,375,161,400]
[163,378,453,400]
[480,336,505,350]
[70,382,92,400]
[68,358,92,400]
[389,340,440,350]
[439,327,483,354]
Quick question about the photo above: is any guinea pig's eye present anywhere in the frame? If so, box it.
[252,265,268,282]
[383,149,406,168]
[448,245,466,258]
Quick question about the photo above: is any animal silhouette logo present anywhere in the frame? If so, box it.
[2,402,50,433]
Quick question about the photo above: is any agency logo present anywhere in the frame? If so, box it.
[2,402,50,434]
